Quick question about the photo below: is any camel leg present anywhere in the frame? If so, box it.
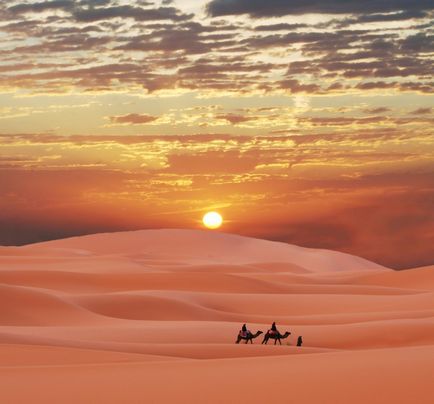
[236,336,241,344]
[278,338,282,345]
[274,339,277,345]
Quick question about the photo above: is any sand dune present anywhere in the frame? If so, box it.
[23,229,387,271]
[0,229,433,403]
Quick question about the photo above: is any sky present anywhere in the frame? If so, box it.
[0,0,433,269]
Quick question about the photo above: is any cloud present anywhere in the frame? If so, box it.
[166,151,260,174]
[115,24,235,55]
[355,81,434,93]
[215,114,255,124]
[73,5,191,22]
[254,23,308,31]
[8,0,74,14]
[299,116,389,126]
[254,187,434,269]
[362,107,391,114]
[343,10,428,24]
[279,79,321,93]
[410,107,432,114]
[109,113,158,125]
[207,0,434,17]
[0,0,431,96]
[401,33,434,53]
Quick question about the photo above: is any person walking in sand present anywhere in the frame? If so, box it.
[297,336,303,346]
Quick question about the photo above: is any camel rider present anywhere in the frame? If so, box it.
[270,322,278,336]
[240,324,248,338]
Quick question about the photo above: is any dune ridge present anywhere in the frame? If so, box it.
[0,229,433,403]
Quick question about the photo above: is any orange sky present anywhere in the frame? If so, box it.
[0,0,433,268]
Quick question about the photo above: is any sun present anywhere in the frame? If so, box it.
[202,211,223,229]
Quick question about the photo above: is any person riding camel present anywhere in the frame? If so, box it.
[240,323,248,338]
[269,322,279,336]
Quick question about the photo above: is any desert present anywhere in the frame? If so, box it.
[0,229,433,403]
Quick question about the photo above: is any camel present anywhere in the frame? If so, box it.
[235,330,263,344]
[261,330,291,345]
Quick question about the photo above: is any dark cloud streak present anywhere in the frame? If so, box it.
[207,0,434,17]
[73,5,192,22]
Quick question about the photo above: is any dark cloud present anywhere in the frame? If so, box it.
[344,10,428,24]
[356,81,434,93]
[0,1,431,95]
[216,114,254,124]
[79,0,113,5]
[113,21,239,56]
[279,79,321,93]
[8,33,112,54]
[262,221,356,251]
[0,62,154,90]
[109,113,158,125]
[116,32,211,55]
[399,81,434,93]
[256,188,434,270]
[207,0,434,17]
[400,33,434,53]
[0,167,159,245]
[0,218,122,246]
[73,5,191,22]
[410,107,432,114]
[8,0,73,14]
[280,32,434,83]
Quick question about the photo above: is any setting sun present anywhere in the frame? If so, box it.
[202,212,223,229]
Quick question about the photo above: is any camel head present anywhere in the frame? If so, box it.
[282,331,291,338]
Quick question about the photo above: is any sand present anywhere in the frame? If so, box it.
[0,229,433,403]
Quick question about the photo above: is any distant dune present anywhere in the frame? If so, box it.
[19,229,388,272]
[0,230,433,403]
